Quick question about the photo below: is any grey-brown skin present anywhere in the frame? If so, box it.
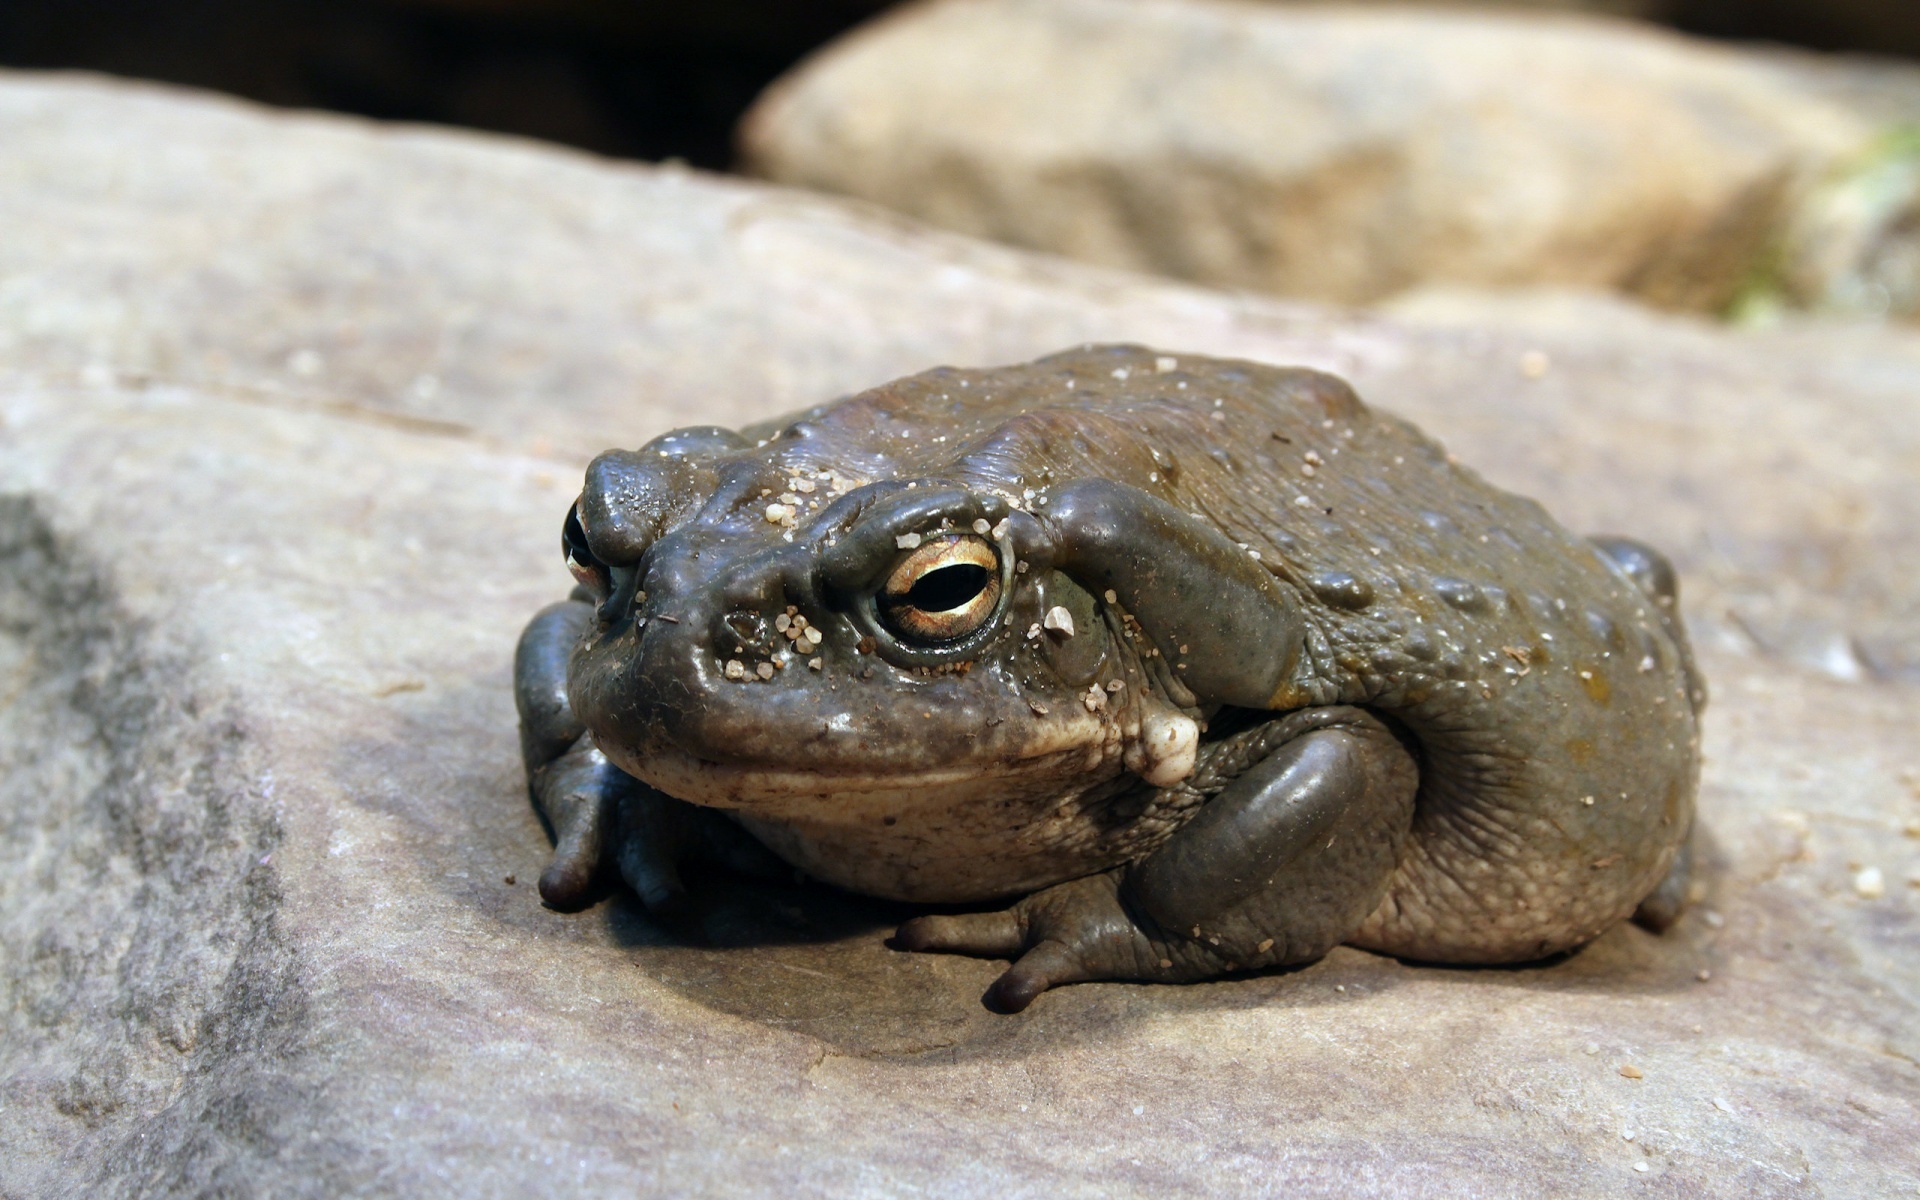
[515,345,1704,1012]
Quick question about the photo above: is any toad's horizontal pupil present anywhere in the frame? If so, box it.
[908,563,990,613]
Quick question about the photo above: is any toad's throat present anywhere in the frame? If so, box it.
[623,744,1166,904]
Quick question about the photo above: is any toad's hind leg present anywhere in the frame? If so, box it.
[1590,535,1704,932]
[896,707,1418,1010]
[1126,707,1419,967]
[1589,535,1679,609]
[1591,534,1706,714]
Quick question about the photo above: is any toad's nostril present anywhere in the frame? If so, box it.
[718,609,768,653]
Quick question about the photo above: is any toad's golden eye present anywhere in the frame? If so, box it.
[877,535,1002,645]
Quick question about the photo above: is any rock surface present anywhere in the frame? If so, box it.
[2,73,1918,1196]
[741,0,1920,319]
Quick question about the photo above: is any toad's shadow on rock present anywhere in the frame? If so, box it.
[599,871,1026,1057]
[589,826,1724,1059]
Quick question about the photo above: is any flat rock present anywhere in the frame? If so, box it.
[2,73,1917,1197]
[742,0,1920,318]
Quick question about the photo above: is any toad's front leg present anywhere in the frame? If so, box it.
[516,599,779,912]
[895,707,1418,1010]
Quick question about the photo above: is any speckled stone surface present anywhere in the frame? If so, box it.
[1,74,1916,1197]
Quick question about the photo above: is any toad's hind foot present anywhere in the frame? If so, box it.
[894,872,1193,1012]
[1630,827,1695,933]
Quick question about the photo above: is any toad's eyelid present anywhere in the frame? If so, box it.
[813,484,1010,596]
[798,480,916,542]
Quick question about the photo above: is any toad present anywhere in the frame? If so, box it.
[516,346,1703,1011]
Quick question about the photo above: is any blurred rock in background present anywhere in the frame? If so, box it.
[7,0,1919,320]
[1278,0,1666,15]
[6,0,1919,169]
[1303,0,1920,58]
[740,0,1920,321]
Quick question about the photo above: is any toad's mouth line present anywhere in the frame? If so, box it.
[616,740,1123,809]
[603,706,1123,797]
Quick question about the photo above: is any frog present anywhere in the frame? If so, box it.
[515,345,1704,1012]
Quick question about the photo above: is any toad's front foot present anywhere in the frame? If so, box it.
[533,737,786,914]
[518,598,785,913]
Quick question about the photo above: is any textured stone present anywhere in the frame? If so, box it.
[1,74,1917,1196]
[741,0,1920,318]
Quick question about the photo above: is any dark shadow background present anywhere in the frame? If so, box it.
[0,0,1914,172]
[0,0,893,169]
